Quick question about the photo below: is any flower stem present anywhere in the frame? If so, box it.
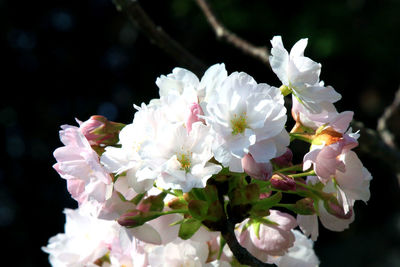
[288,170,315,178]
[274,163,303,173]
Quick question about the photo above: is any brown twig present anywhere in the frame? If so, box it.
[377,87,400,149]
[113,0,207,76]
[194,0,270,66]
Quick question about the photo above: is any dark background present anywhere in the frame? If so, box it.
[1,0,400,266]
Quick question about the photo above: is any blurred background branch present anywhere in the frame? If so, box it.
[194,0,270,66]
[113,0,206,75]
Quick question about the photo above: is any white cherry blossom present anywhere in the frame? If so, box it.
[270,36,341,113]
[205,71,288,172]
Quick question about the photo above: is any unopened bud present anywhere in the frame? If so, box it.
[270,174,296,191]
[242,153,273,181]
[117,210,141,227]
[168,197,188,210]
[271,148,293,168]
[77,115,125,146]
[137,192,167,213]
[323,195,352,219]
[295,198,315,215]
[118,210,162,228]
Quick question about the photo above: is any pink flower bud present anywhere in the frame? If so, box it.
[271,148,293,168]
[295,198,315,215]
[186,103,205,133]
[118,210,141,227]
[323,195,353,220]
[270,174,296,191]
[242,153,273,181]
[77,115,125,146]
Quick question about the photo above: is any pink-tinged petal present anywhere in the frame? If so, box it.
[66,179,86,203]
[146,214,181,244]
[297,214,319,241]
[59,125,90,148]
[318,201,354,232]
[272,148,293,167]
[249,210,297,256]
[330,111,354,133]
[186,103,205,133]
[127,224,162,245]
[53,125,113,205]
[242,153,273,180]
[335,151,371,204]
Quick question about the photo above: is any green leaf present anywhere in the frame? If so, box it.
[178,218,202,240]
[188,199,208,220]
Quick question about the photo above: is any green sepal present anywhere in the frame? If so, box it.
[250,192,282,217]
[178,218,202,240]
[217,236,226,260]
[188,199,208,220]
[252,220,261,239]
[130,192,146,205]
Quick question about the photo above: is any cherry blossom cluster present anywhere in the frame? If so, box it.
[43,36,372,267]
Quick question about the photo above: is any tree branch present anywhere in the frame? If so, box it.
[221,219,273,267]
[113,0,207,76]
[194,0,270,66]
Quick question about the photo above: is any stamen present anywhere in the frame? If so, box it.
[231,112,248,135]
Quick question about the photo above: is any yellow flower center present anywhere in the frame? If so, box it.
[177,152,192,172]
[231,112,248,135]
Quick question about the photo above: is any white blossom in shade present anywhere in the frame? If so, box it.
[297,176,356,241]
[292,94,354,133]
[204,71,288,172]
[297,214,319,242]
[53,125,113,205]
[269,230,320,267]
[147,238,209,267]
[100,105,166,197]
[270,36,341,113]
[42,204,119,267]
[334,151,372,213]
[237,210,297,262]
[140,121,221,192]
